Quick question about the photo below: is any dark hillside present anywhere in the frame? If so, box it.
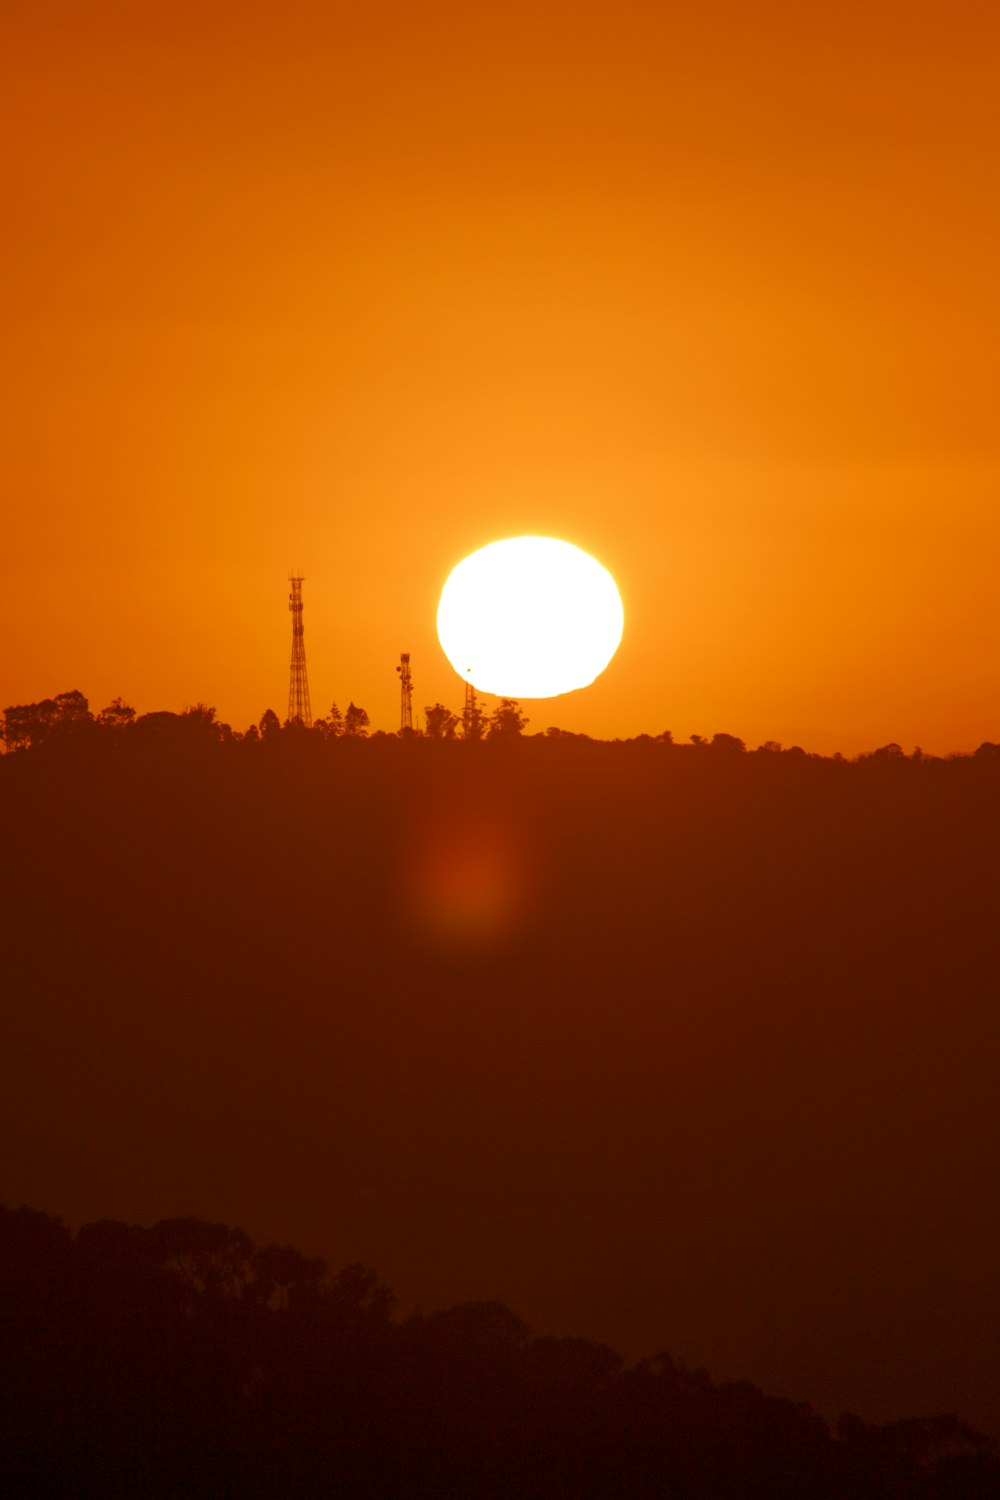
[2,723,999,1438]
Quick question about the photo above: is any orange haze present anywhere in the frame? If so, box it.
[3,0,999,754]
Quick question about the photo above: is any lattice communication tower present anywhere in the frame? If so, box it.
[287,574,312,727]
[396,652,414,732]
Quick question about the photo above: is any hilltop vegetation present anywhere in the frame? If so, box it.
[6,684,1000,757]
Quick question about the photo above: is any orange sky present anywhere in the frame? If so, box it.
[3,0,999,753]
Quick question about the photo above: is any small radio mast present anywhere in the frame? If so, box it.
[463,676,479,740]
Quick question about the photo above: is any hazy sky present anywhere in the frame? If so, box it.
[3,0,999,751]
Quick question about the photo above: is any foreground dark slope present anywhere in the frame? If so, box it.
[2,726,999,1438]
[4,1204,998,1500]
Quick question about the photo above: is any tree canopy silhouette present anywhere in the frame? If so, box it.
[2,1203,997,1500]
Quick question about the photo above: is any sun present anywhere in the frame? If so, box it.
[437,537,624,699]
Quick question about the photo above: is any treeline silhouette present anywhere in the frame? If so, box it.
[3,1202,997,1499]
[6,686,1000,755]
[3,688,1000,1452]
[0,688,536,748]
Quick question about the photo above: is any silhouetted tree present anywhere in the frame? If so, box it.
[181,703,221,741]
[135,709,181,734]
[144,1216,255,1303]
[343,702,370,737]
[96,697,136,729]
[259,708,281,740]
[2,689,92,750]
[424,703,459,740]
[325,1260,395,1326]
[418,1298,530,1351]
[1,700,41,750]
[489,699,529,738]
[252,1242,328,1312]
[53,689,93,732]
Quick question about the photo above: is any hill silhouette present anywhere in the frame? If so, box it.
[3,1202,998,1499]
[2,692,1000,1449]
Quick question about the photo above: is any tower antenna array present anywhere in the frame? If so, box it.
[396,652,414,732]
[287,574,312,727]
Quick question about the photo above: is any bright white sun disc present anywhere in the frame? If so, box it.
[437,537,624,699]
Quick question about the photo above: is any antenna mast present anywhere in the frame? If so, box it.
[463,677,479,740]
[396,652,414,732]
[287,574,312,726]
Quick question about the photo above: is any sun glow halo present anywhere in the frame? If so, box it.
[437,537,624,699]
